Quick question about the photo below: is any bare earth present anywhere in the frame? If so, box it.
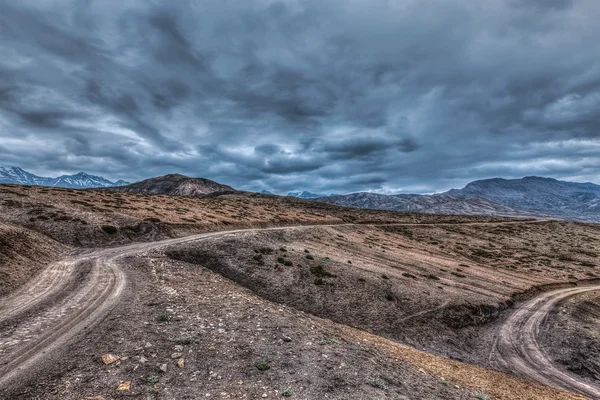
[1,185,600,399]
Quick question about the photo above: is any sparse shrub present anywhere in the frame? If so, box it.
[147,375,159,384]
[366,377,386,389]
[386,294,394,301]
[175,336,194,345]
[305,254,314,260]
[280,247,287,252]
[310,265,335,278]
[347,260,352,264]
[426,274,440,280]
[314,278,326,285]
[281,389,293,397]
[319,337,341,345]
[101,225,118,234]
[381,274,389,280]
[402,272,417,279]
[277,257,285,264]
[475,393,488,400]
[144,217,161,223]
[71,199,92,207]
[255,361,270,371]
[283,259,293,266]
[157,314,171,323]
[259,247,274,255]
[304,249,310,253]
[451,271,466,278]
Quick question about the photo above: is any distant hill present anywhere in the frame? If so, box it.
[109,174,235,196]
[316,176,600,222]
[446,176,600,222]
[0,165,129,189]
[318,192,529,217]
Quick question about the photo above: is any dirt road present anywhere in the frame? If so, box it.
[493,285,600,399]
[0,220,592,397]
[0,225,342,389]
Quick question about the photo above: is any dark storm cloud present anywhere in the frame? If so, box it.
[0,0,599,193]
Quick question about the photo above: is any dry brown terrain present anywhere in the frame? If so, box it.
[0,221,68,297]
[0,184,521,247]
[0,184,599,399]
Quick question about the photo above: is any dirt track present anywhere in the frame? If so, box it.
[0,221,596,398]
[0,225,345,390]
[493,285,600,399]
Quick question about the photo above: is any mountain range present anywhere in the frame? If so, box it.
[2,166,598,222]
[317,176,600,222]
[0,165,129,189]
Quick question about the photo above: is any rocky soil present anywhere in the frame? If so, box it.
[0,221,68,297]
[542,290,600,381]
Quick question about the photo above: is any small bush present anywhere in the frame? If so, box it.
[402,272,417,279]
[366,377,386,389]
[255,361,270,371]
[175,336,194,345]
[319,337,341,345]
[147,375,159,384]
[283,259,293,266]
[310,265,335,278]
[381,274,389,280]
[277,257,285,264]
[258,247,274,255]
[281,389,293,397]
[426,274,440,280]
[451,271,466,278]
[101,225,118,234]
[71,200,92,207]
[157,314,171,323]
[305,254,314,260]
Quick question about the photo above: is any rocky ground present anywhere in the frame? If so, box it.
[543,290,600,381]
[1,184,599,399]
[0,184,521,247]
[164,223,600,365]
[3,250,582,400]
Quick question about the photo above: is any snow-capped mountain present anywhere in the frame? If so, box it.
[287,191,326,199]
[0,165,49,186]
[0,165,130,189]
[287,191,340,199]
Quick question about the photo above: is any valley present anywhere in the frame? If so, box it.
[0,183,599,399]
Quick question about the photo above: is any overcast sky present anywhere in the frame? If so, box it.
[0,0,599,194]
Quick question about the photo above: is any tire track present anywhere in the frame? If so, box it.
[0,219,559,393]
[493,285,600,399]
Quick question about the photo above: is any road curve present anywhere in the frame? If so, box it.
[0,224,354,390]
[0,219,563,393]
[493,285,600,399]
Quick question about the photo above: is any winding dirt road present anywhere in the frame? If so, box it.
[0,225,343,389]
[493,285,600,399]
[0,219,595,398]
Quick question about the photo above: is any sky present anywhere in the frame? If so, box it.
[0,0,599,194]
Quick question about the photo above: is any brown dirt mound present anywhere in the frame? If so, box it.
[0,221,68,297]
